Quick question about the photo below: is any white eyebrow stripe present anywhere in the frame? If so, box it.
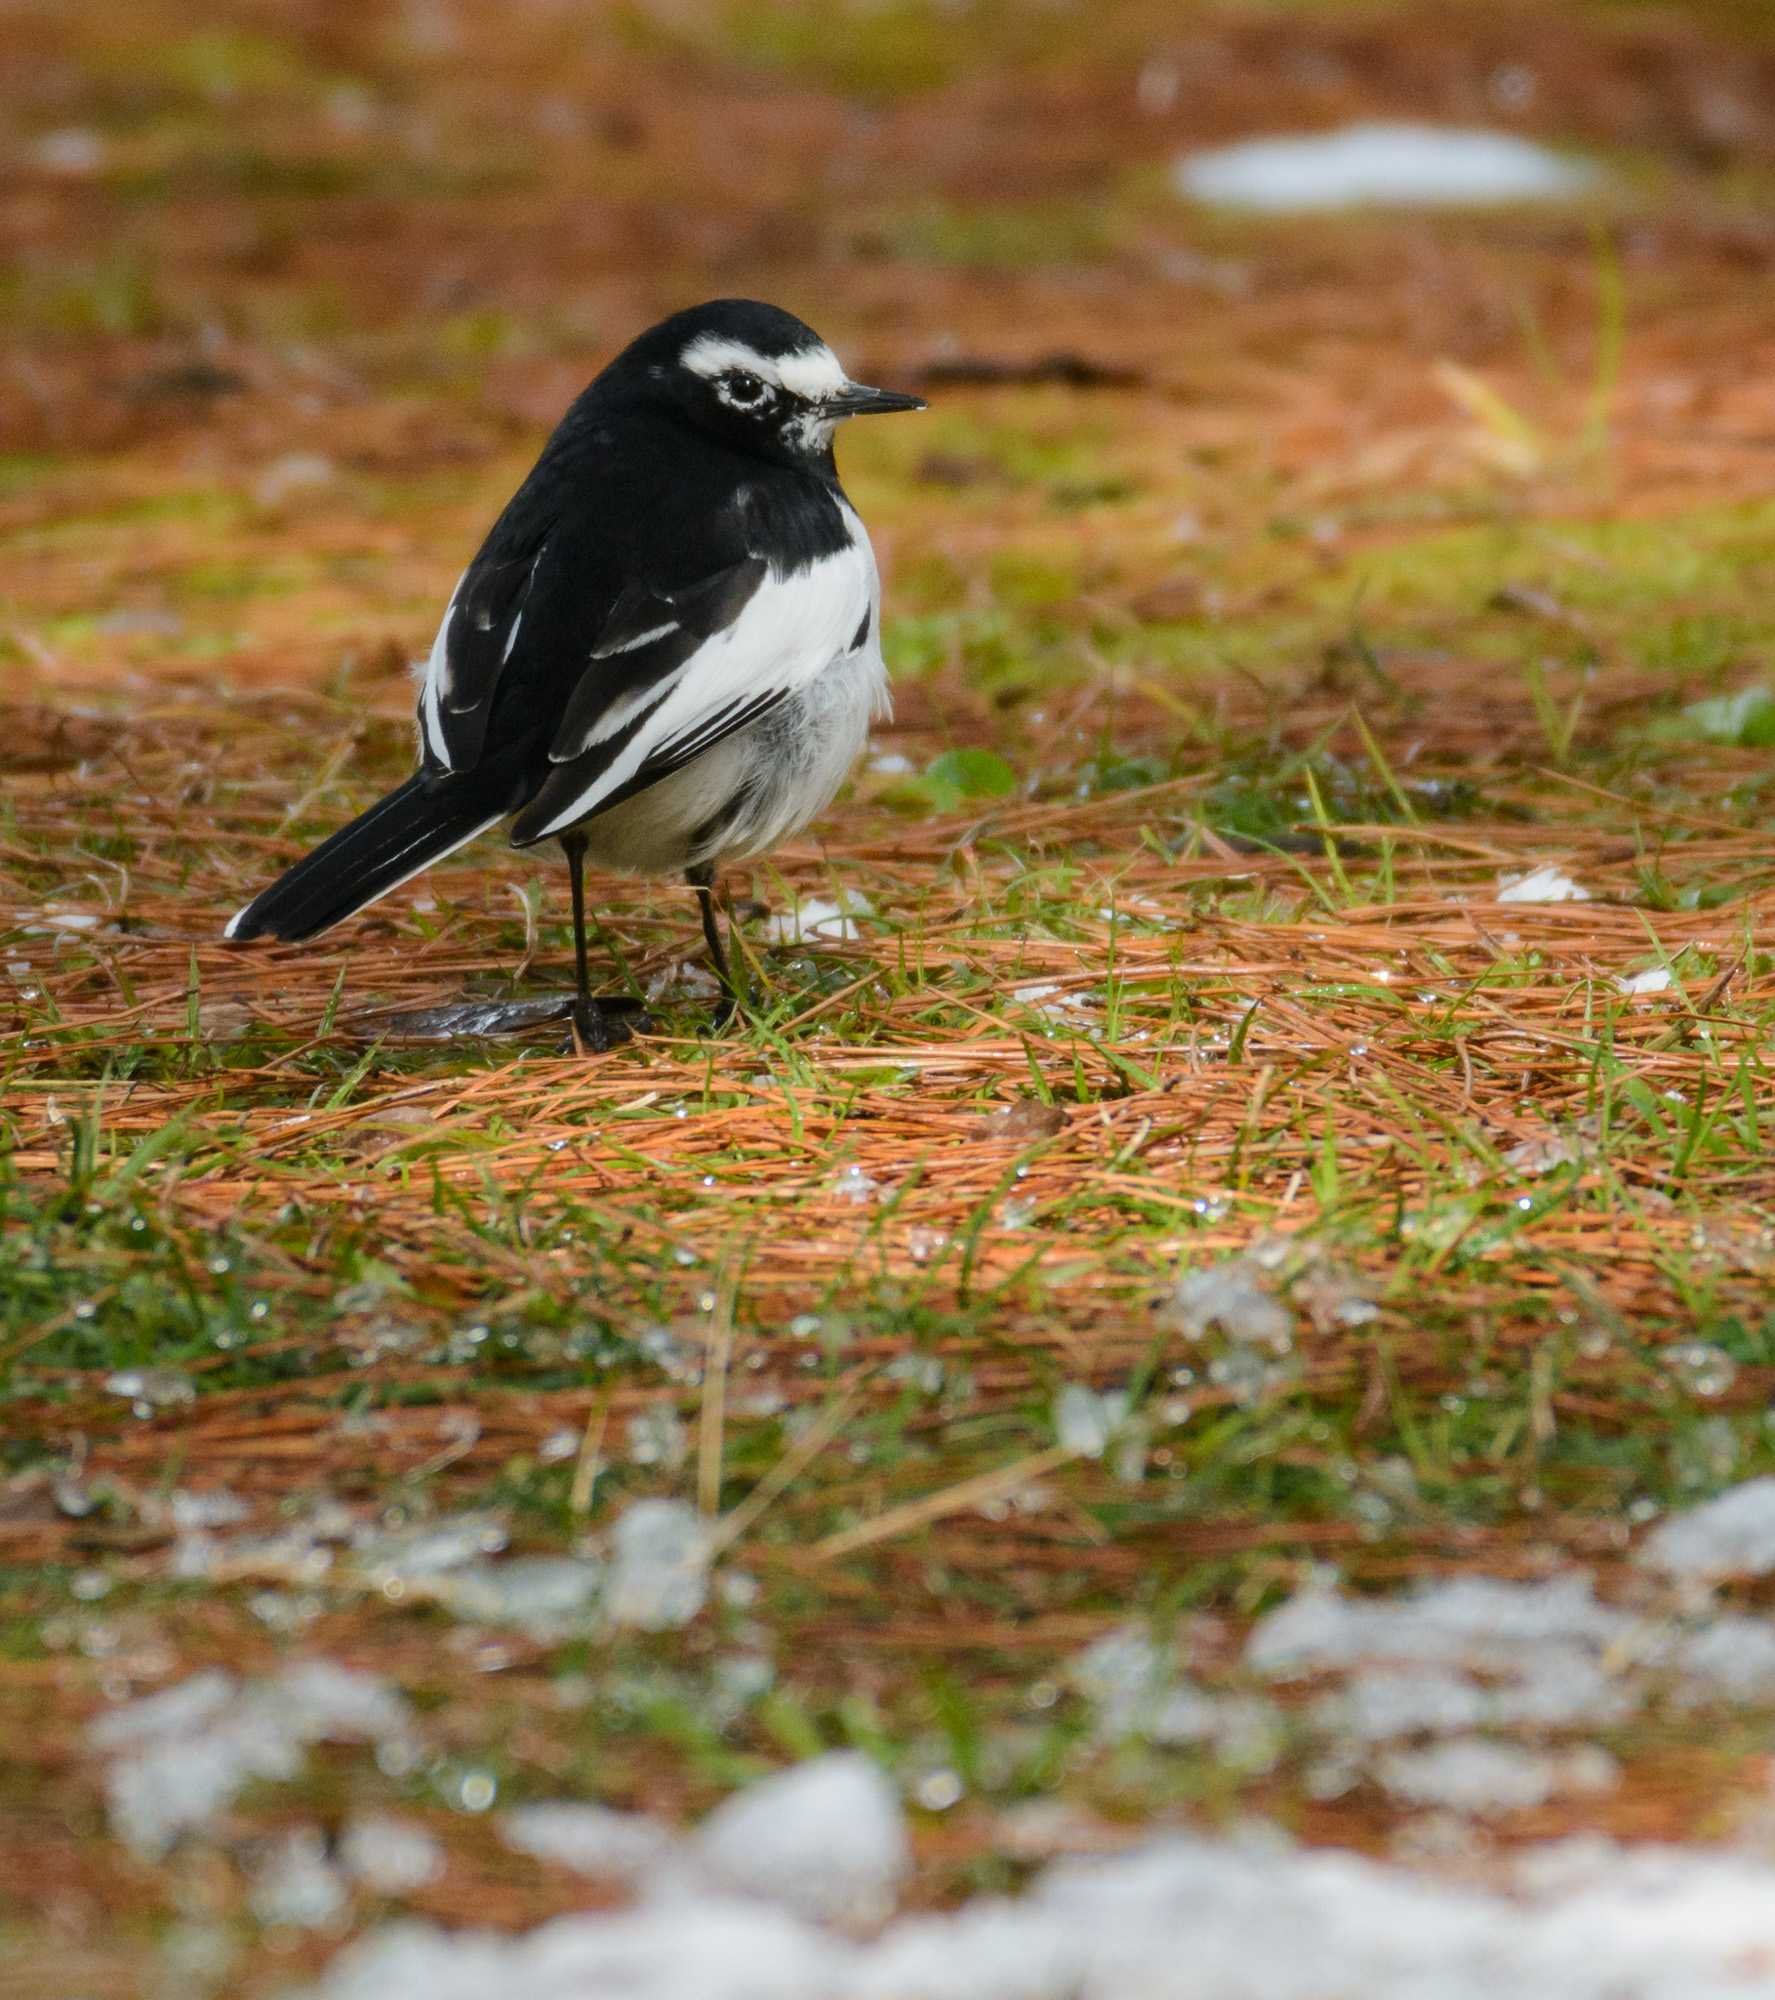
[678,334,848,402]
[680,335,781,384]
[775,346,847,400]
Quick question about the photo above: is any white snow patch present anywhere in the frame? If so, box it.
[30,127,106,175]
[300,1830,1775,2000]
[1011,981,1099,1028]
[694,1753,910,1928]
[338,1815,444,1894]
[1377,1737,1614,1815]
[501,1802,675,1880]
[1683,687,1775,742]
[255,451,337,509]
[306,1897,845,2000]
[1249,1573,1631,1674]
[1246,1573,1644,1745]
[1013,980,1090,1011]
[1315,1667,1490,1743]
[1053,1384,1130,1459]
[104,1365,197,1410]
[832,1162,883,1206]
[425,1555,603,1632]
[1069,1627,1282,1769]
[1669,1616,1775,1705]
[1169,1258,1294,1352]
[1617,966,1674,997]
[1497,865,1593,904]
[251,1826,350,1929]
[88,1661,416,1859]
[1175,123,1599,213]
[604,1498,710,1631]
[1638,1478,1775,1581]
[352,1512,510,1585]
[764,894,872,943]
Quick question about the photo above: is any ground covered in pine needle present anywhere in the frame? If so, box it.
[8,0,1775,1993]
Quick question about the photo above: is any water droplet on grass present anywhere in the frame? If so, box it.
[1659,1342,1737,1399]
[626,1405,688,1471]
[1054,1383,1129,1457]
[832,1163,881,1205]
[103,1368,196,1411]
[914,1769,963,1811]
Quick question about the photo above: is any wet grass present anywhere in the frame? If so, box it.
[10,0,1775,1990]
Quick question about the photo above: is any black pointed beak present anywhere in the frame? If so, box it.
[826,382,927,419]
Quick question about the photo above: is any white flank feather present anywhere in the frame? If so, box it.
[417,574,465,768]
[678,335,846,402]
[529,529,876,842]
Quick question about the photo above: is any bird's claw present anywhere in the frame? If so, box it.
[698,995,738,1037]
[563,996,651,1055]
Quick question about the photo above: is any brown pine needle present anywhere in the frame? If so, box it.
[813,1444,1081,1561]
[710,1379,866,1556]
[569,1391,612,1517]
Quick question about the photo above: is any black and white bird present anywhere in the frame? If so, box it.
[224,299,925,1046]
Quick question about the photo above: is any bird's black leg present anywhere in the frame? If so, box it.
[687,863,737,1030]
[561,831,641,1053]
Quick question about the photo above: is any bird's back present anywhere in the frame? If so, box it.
[425,388,858,785]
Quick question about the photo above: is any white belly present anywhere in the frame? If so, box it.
[577,637,886,877]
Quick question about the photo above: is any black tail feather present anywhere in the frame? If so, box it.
[225,766,513,943]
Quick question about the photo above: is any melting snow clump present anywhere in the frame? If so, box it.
[1053,1383,1130,1458]
[338,1816,444,1894]
[1655,1342,1737,1400]
[1247,1572,1632,1680]
[501,1802,675,1880]
[831,1162,882,1205]
[352,1512,510,1588]
[251,1826,350,1929]
[88,1661,416,1859]
[426,1555,603,1633]
[1376,1737,1613,1815]
[1616,966,1674,997]
[1497,865,1592,904]
[104,1366,198,1412]
[300,1828,1775,2000]
[308,1899,845,2000]
[694,1753,910,1927]
[627,1404,690,1471]
[1317,1667,1489,1743]
[1638,1477,1775,1580]
[1169,1257,1293,1352]
[1175,123,1598,212]
[604,1498,710,1631]
[1247,1571,1647,1765]
[1069,1626,1165,1737]
[1069,1626,1282,1770]
[763,893,871,943]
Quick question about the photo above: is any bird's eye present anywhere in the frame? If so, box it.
[723,371,772,409]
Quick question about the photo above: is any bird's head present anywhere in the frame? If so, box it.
[616,299,925,467]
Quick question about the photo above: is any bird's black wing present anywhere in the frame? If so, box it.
[414,409,764,779]
[417,529,554,775]
[413,410,866,843]
[505,555,793,846]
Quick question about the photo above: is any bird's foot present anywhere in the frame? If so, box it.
[564,995,651,1055]
[698,994,738,1037]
